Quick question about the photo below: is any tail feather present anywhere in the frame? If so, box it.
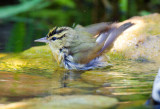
[98,22,134,54]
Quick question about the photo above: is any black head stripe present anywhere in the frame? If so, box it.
[51,27,58,35]
[48,27,68,38]
[56,28,68,34]
[57,34,66,40]
[50,33,66,41]
[47,27,58,38]
[47,27,68,40]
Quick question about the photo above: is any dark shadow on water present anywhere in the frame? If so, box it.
[145,98,160,109]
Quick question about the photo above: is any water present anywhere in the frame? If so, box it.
[0,46,159,109]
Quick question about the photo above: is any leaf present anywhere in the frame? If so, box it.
[0,0,42,19]
[139,10,151,16]
[53,0,75,8]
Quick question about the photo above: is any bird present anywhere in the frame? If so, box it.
[35,22,133,70]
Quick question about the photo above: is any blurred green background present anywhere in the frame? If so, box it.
[0,0,160,52]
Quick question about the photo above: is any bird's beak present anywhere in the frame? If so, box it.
[34,37,48,43]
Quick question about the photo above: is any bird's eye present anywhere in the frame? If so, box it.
[52,37,57,41]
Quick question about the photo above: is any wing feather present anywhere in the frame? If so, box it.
[98,22,134,54]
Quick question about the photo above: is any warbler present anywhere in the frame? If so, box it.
[35,22,133,70]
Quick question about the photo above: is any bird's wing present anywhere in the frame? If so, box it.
[70,41,101,64]
[97,22,134,54]
[70,22,133,64]
[84,22,111,35]
[68,28,101,64]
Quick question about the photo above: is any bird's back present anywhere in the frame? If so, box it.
[67,22,133,64]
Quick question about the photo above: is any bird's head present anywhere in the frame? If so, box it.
[35,27,72,49]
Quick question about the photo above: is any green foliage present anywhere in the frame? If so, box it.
[0,0,160,52]
[119,0,128,13]
[0,0,42,19]
[151,0,160,5]
[5,22,26,52]
[119,0,128,20]
[128,0,137,17]
[139,11,151,16]
[53,0,76,8]
[23,23,34,50]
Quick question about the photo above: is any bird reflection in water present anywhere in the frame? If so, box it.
[60,71,84,88]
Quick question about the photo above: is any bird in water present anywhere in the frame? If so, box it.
[35,22,133,70]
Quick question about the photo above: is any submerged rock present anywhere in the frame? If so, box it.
[0,95,118,109]
[111,13,160,62]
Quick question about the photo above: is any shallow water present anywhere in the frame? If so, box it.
[0,60,159,109]
[60,60,159,109]
[0,47,159,109]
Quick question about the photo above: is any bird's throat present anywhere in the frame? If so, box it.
[48,43,62,65]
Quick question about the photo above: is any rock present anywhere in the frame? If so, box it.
[111,13,160,62]
[0,46,64,77]
[0,95,118,109]
[0,53,8,58]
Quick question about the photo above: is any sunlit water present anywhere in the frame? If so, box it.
[0,58,159,109]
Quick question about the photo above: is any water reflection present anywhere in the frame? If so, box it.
[60,71,84,88]
[0,71,56,102]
